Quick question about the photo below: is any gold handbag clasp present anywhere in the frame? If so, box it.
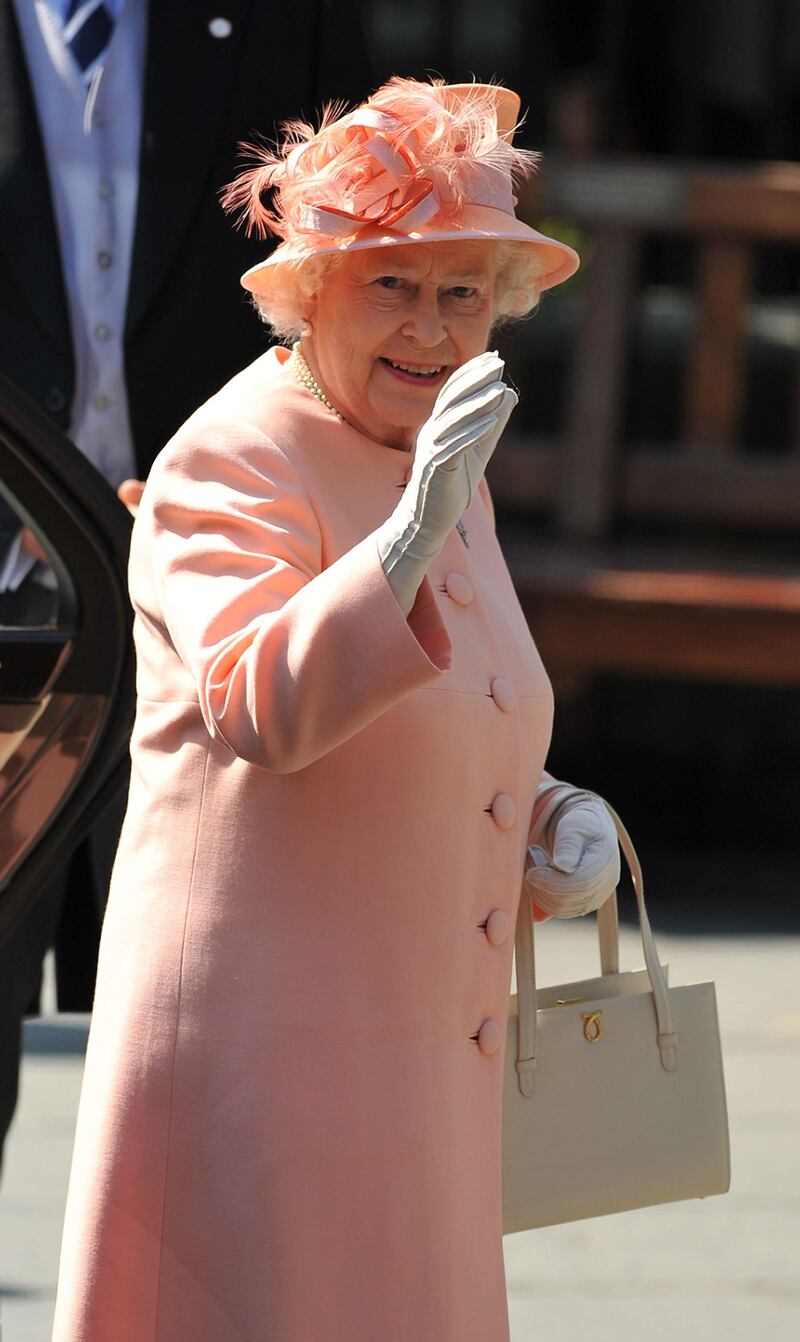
[581,1010,603,1043]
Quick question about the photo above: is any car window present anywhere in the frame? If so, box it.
[0,377,133,945]
[0,490,66,628]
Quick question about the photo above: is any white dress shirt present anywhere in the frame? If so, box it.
[12,0,146,489]
[3,0,146,592]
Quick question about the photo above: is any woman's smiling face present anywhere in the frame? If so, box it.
[301,240,498,450]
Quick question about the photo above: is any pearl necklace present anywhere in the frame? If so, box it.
[289,343,342,418]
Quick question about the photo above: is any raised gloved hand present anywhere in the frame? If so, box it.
[525,778,620,919]
[376,351,517,614]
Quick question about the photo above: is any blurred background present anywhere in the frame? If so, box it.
[368,0,800,937]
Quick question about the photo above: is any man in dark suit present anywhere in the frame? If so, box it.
[1,0,370,474]
[0,0,370,1163]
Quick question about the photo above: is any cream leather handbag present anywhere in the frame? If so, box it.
[502,804,731,1234]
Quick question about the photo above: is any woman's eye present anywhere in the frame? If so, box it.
[376,275,403,290]
[450,286,479,300]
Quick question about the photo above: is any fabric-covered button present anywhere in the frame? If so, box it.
[477,1019,502,1056]
[444,572,473,606]
[490,677,516,712]
[490,793,516,829]
[485,908,510,947]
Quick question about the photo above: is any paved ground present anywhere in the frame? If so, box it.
[1,921,798,1341]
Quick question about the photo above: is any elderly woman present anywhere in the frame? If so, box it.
[53,78,620,1342]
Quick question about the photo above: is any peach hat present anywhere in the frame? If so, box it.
[223,77,580,300]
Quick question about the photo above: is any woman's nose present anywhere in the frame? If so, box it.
[401,294,447,348]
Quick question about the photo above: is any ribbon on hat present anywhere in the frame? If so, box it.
[296,108,442,238]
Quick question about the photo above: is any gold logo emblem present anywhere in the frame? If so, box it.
[581,1010,603,1043]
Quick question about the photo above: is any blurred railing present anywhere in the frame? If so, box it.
[489,156,800,688]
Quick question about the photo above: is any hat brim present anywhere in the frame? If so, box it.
[240,205,580,299]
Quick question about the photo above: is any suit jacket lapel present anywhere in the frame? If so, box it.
[0,0,71,357]
[126,0,251,337]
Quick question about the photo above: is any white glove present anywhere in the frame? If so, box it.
[525,779,620,918]
[376,351,517,614]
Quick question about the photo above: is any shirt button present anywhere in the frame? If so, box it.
[490,793,516,830]
[98,180,113,199]
[444,572,473,606]
[477,1019,502,1056]
[490,677,516,712]
[484,909,510,947]
[92,393,110,411]
[94,323,111,342]
[97,250,113,269]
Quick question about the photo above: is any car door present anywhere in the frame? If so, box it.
[0,375,134,947]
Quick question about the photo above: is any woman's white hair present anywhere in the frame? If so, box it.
[251,241,543,343]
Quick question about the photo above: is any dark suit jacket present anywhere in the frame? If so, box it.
[0,0,371,1020]
[0,0,371,476]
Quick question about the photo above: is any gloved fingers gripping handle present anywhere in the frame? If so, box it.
[525,854,621,918]
[525,782,622,918]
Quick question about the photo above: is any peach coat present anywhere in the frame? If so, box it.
[52,347,554,1342]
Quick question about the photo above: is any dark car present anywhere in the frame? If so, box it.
[0,375,134,950]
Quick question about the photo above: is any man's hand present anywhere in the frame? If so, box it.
[19,526,48,564]
[118,479,145,518]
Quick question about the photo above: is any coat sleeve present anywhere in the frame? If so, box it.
[140,419,452,773]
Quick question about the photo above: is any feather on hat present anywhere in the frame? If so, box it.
[222,77,579,297]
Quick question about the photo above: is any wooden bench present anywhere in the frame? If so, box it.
[489,156,800,691]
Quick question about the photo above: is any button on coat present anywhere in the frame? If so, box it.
[490,676,516,712]
[477,1019,502,1055]
[490,792,517,829]
[484,908,510,946]
[443,571,474,606]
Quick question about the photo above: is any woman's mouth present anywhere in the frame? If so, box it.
[379,358,448,386]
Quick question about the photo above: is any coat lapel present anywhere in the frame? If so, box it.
[0,0,71,357]
[126,0,252,336]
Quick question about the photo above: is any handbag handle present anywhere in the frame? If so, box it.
[513,800,677,1097]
